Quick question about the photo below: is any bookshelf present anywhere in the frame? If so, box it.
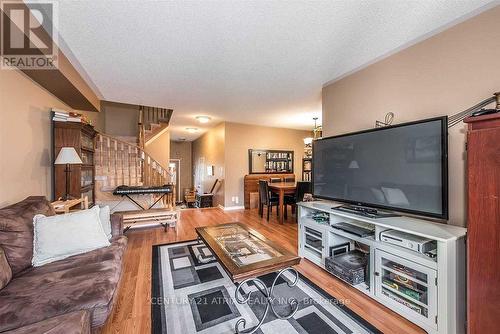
[52,119,97,207]
[303,138,312,181]
[302,158,312,181]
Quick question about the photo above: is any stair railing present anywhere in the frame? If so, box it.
[137,106,173,148]
[95,133,175,208]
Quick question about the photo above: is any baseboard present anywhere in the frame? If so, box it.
[218,205,245,211]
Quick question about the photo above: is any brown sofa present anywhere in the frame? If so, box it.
[0,197,127,333]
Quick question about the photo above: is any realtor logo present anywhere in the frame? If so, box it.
[1,0,58,69]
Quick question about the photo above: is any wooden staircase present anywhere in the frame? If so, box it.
[94,133,175,209]
[138,106,173,148]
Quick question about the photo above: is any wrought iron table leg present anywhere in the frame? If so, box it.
[234,267,299,334]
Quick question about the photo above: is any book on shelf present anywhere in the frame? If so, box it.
[52,109,85,123]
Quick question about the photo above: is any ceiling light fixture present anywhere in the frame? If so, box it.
[196,116,211,123]
[186,127,198,133]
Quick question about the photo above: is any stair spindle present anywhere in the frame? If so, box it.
[107,137,111,174]
[99,135,103,168]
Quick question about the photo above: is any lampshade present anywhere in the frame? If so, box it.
[54,147,83,165]
[303,137,313,145]
[348,160,360,169]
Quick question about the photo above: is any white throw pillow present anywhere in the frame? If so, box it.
[98,205,112,239]
[32,206,111,267]
[381,187,410,206]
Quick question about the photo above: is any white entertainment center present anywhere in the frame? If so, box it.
[297,200,467,334]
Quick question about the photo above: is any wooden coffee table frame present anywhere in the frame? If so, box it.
[195,223,301,334]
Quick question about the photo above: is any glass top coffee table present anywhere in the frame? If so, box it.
[195,223,301,334]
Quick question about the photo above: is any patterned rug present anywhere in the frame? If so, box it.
[152,240,381,334]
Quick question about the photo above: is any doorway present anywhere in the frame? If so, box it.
[169,159,181,203]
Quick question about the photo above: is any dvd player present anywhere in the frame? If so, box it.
[380,229,436,254]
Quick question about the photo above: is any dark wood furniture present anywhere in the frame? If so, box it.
[258,180,280,221]
[195,178,219,208]
[195,223,301,282]
[53,121,97,206]
[196,193,213,208]
[464,113,500,334]
[243,173,296,209]
[268,182,296,224]
[248,149,294,174]
[268,177,281,200]
[285,181,312,218]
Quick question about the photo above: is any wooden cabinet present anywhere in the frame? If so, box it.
[53,121,97,206]
[196,193,213,208]
[464,114,500,334]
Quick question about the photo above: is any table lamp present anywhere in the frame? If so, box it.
[54,147,83,200]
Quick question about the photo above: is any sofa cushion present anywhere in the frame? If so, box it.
[32,206,110,267]
[98,205,112,239]
[0,196,55,276]
[0,246,12,289]
[20,236,127,277]
[2,310,90,334]
[0,237,127,332]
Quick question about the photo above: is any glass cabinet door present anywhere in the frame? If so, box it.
[374,249,437,330]
[301,224,326,264]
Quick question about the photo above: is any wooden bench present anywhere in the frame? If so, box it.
[120,208,179,232]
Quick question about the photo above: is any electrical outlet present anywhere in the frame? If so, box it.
[235,196,239,204]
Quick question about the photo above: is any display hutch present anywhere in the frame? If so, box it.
[52,121,97,206]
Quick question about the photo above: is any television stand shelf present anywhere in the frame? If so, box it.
[298,200,467,334]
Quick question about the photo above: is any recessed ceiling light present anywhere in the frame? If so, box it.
[186,127,198,133]
[196,116,211,123]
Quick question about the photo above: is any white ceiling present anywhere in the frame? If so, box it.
[54,0,497,140]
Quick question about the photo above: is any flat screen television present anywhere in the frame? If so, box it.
[312,116,448,219]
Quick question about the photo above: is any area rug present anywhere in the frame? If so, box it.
[152,240,381,334]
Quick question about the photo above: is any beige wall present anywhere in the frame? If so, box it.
[145,131,171,170]
[80,108,104,132]
[224,122,310,208]
[0,69,99,206]
[102,103,139,137]
[170,140,193,193]
[192,123,226,207]
[322,6,500,227]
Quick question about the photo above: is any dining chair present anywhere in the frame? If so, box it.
[268,177,281,200]
[258,180,279,221]
[285,181,312,220]
[284,175,295,183]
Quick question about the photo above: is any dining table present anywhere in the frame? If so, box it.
[268,181,296,224]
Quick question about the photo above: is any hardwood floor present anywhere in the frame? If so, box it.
[101,207,426,334]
